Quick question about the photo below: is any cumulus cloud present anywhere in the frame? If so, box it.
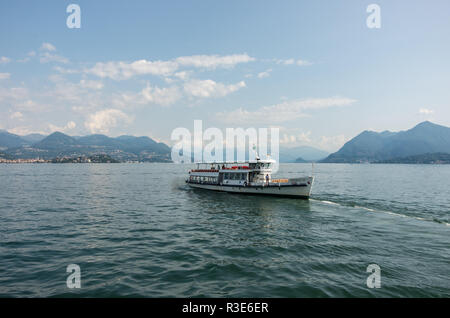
[7,126,47,136]
[40,42,56,51]
[84,109,133,134]
[0,87,29,103]
[0,56,11,64]
[113,83,182,107]
[173,71,190,80]
[40,52,69,64]
[318,134,348,152]
[257,69,272,78]
[10,111,23,120]
[217,97,356,124]
[280,131,312,144]
[419,108,434,115]
[48,121,77,133]
[0,72,11,80]
[175,53,255,69]
[184,79,246,98]
[84,54,255,80]
[37,43,69,64]
[275,58,312,66]
[79,79,104,90]
[140,84,181,105]
[86,60,178,80]
[53,66,79,74]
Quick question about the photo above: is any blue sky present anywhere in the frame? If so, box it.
[1,0,450,151]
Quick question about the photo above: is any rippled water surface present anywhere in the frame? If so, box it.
[0,163,449,297]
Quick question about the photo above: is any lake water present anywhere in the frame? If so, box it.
[0,163,449,297]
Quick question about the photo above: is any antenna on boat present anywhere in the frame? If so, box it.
[311,162,314,177]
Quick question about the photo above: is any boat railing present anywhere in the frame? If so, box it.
[191,169,219,172]
[221,166,250,170]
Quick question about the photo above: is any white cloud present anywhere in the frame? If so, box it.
[40,52,69,64]
[42,76,106,111]
[79,79,104,90]
[84,109,133,134]
[218,97,356,124]
[0,72,11,80]
[280,131,312,144]
[53,66,79,74]
[7,126,47,136]
[113,83,182,107]
[275,58,312,66]
[10,111,23,120]
[174,71,190,80]
[184,79,246,98]
[0,56,11,64]
[40,42,56,51]
[257,69,272,78]
[84,54,255,80]
[176,53,255,69]
[318,134,348,152]
[419,108,434,115]
[112,79,244,108]
[140,84,181,105]
[18,51,36,63]
[48,121,77,133]
[0,87,29,102]
[296,59,311,66]
[86,60,178,80]
[279,59,295,65]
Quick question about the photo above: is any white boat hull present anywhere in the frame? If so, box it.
[187,177,314,198]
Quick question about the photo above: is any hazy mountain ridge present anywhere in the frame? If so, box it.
[0,130,29,149]
[1,131,171,162]
[321,121,450,163]
[3,121,450,164]
[279,145,329,162]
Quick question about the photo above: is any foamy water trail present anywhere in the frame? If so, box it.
[312,198,449,227]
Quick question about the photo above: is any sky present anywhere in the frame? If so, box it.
[1,0,450,152]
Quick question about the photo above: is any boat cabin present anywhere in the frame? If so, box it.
[188,159,275,186]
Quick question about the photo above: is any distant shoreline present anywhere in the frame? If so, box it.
[1,161,449,165]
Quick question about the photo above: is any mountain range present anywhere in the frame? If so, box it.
[0,130,171,162]
[321,121,450,163]
[2,121,449,163]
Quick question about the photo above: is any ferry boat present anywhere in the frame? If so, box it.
[186,158,314,198]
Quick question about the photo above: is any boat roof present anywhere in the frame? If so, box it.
[194,159,276,164]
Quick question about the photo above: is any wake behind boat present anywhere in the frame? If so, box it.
[186,158,314,198]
